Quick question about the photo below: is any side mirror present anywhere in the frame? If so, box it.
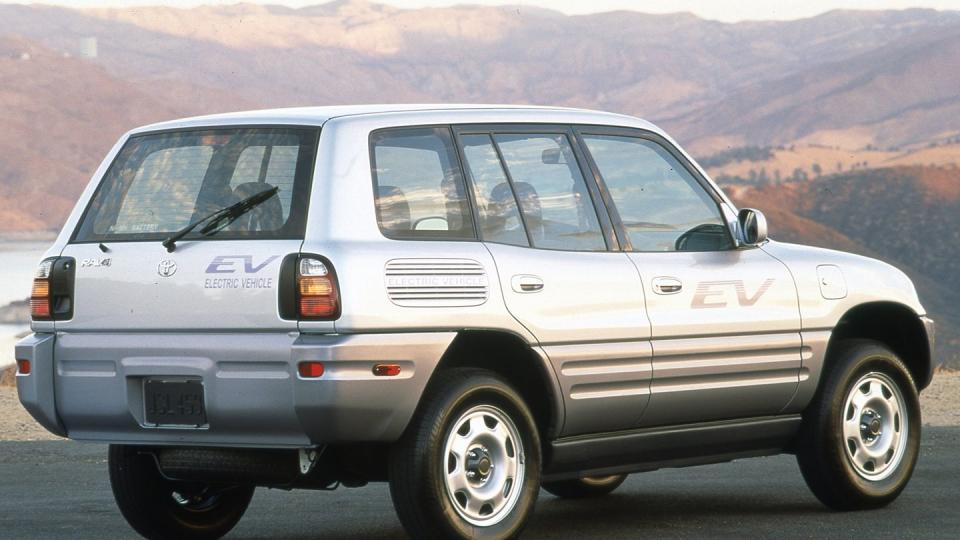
[738,208,768,246]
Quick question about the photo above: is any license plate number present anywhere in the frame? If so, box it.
[144,379,207,427]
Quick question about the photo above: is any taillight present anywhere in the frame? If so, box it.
[30,260,53,319]
[31,257,75,321]
[297,257,340,320]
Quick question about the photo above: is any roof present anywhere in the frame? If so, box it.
[132,103,657,134]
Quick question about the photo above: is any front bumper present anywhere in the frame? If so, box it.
[16,331,455,447]
[920,316,936,389]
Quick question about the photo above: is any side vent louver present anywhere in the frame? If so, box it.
[385,259,489,307]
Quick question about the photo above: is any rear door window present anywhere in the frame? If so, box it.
[370,127,476,240]
[458,134,528,247]
[74,127,318,242]
[491,133,606,251]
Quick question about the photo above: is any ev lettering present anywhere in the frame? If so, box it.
[691,279,775,309]
[206,255,279,274]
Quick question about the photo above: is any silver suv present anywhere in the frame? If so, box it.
[16,105,935,540]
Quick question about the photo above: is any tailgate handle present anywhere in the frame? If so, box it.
[511,275,544,293]
[652,277,683,295]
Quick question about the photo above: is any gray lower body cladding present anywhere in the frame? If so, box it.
[16,331,455,447]
[544,415,801,480]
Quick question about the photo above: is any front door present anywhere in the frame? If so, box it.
[454,126,652,436]
[578,129,801,426]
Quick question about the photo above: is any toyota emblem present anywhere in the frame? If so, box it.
[157,260,178,277]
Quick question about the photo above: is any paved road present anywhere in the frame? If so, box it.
[1,428,958,539]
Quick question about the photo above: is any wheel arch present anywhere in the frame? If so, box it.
[430,329,565,442]
[826,301,934,390]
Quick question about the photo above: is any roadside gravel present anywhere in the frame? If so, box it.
[1,370,958,441]
[0,384,63,441]
[918,369,960,426]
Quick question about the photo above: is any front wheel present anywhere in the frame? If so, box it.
[542,474,627,499]
[796,340,921,510]
[389,368,542,540]
[108,445,255,540]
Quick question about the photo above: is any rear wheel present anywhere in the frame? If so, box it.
[389,368,541,540]
[542,474,627,499]
[108,445,255,540]
[796,340,921,510]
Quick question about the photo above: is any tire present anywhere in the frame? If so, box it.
[796,340,921,510]
[389,368,542,540]
[542,474,627,499]
[108,445,255,540]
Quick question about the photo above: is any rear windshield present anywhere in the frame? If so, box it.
[73,127,319,243]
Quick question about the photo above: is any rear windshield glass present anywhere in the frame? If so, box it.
[73,127,318,243]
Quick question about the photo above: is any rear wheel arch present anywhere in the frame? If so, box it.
[826,302,932,390]
[429,330,564,442]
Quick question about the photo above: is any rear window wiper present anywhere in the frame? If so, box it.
[162,186,279,253]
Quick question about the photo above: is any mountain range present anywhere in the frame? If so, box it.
[0,1,957,364]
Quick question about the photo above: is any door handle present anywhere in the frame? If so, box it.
[511,275,544,293]
[652,277,683,295]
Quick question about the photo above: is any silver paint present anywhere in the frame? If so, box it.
[16,104,932,452]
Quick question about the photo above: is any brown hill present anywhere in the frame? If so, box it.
[672,26,960,153]
[0,3,957,127]
[0,36,250,231]
[0,4,958,231]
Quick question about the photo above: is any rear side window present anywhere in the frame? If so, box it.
[74,127,318,242]
[370,127,475,240]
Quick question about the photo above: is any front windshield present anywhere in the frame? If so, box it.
[74,127,318,243]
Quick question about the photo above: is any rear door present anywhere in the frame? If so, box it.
[577,128,801,426]
[454,125,652,436]
[59,126,319,332]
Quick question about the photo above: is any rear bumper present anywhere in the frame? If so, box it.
[15,334,65,437]
[16,331,455,447]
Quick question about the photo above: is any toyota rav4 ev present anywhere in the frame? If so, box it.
[16,105,935,540]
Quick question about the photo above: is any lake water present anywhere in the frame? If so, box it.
[0,238,51,308]
[0,237,52,366]
[1,323,30,367]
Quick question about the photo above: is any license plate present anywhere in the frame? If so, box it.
[144,379,207,427]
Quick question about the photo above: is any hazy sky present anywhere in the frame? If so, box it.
[4,0,960,22]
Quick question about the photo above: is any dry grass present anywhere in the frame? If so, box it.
[706,145,896,179]
[0,365,15,387]
[704,144,960,182]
